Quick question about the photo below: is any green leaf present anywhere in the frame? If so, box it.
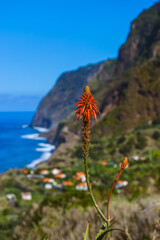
[96,221,118,240]
[96,228,114,240]
[83,223,89,240]
[95,224,106,239]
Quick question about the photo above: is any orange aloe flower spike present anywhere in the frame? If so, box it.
[75,85,100,121]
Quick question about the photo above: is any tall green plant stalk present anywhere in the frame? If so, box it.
[82,118,109,226]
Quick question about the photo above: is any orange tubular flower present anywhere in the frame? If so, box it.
[75,86,100,121]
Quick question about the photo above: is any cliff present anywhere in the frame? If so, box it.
[49,1,160,147]
[33,2,160,147]
[31,62,103,129]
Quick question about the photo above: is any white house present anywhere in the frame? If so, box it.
[44,183,53,189]
[21,192,32,201]
[51,168,62,175]
[39,169,49,175]
[6,193,16,201]
[131,156,139,161]
[76,182,87,191]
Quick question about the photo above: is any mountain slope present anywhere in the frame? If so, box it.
[33,1,160,149]
[93,1,160,137]
[31,62,103,129]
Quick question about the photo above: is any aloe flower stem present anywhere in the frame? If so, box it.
[106,157,128,240]
[107,169,123,221]
[106,169,123,240]
[107,157,128,222]
[83,119,109,226]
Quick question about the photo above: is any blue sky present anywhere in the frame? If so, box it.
[0,0,157,111]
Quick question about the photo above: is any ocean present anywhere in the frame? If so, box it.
[0,112,55,173]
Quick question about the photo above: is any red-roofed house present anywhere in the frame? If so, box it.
[39,169,49,175]
[74,172,86,182]
[51,168,62,175]
[43,178,55,183]
[21,169,29,174]
[54,173,66,179]
[76,182,87,191]
[63,181,74,186]
[101,161,107,166]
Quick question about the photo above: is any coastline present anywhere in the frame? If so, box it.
[22,126,55,169]
[0,112,56,174]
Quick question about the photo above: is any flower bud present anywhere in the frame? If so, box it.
[84,85,91,95]
[121,156,128,169]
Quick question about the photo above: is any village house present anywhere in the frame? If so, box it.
[76,182,87,191]
[131,156,140,161]
[63,181,74,186]
[54,173,66,179]
[21,192,32,201]
[43,178,55,183]
[115,180,128,189]
[131,156,146,161]
[74,172,86,182]
[6,193,17,208]
[21,169,29,174]
[39,169,49,175]
[44,183,53,189]
[101,161,107,166]
[51,168,62,175]
[6,193,16,201]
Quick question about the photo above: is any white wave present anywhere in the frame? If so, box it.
[36,147,54,152]
[33,127,49,133]
[22,124,28,128]
[37,143,55,150]
[26,152,52,168]
[36,143,55,152]
[21,133,46,140]
[38,143,52,147]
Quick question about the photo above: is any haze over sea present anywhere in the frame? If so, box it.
[0,112,55,173]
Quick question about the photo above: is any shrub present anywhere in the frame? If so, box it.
[119,137,135,154]
[117,135,126,144]
[152,131,160,140]
[136,132,147,149]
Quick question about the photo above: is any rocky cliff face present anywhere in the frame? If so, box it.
[116,2,160,74]
[52,1,160,144]
[33,1,160,146]
[31,62,103,129]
